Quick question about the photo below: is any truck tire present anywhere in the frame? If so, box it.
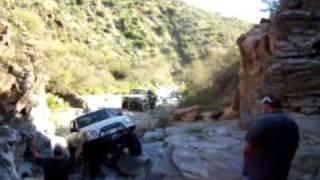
[126,133,142,156]
[138,103,146,112]
[122,101,128,109]
[150,102,156,109]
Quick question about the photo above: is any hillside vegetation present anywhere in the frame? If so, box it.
[0,0,249,106]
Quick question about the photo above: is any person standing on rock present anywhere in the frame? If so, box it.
[31,141,71,180]
[243,95,300,180]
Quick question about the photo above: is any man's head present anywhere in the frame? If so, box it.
[53,144,64,157]
[260,95,282,113]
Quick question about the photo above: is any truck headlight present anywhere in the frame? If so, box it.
[123,117,134,127]
[85,130,99,140]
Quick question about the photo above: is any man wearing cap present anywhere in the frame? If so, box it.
[243,95,300,180]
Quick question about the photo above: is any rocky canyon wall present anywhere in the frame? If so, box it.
[237,0,320,129]
[0,20,36,180]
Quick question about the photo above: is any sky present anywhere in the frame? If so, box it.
[182,0,269,23]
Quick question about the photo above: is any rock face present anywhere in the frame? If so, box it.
[236,21,276,129]
[0,63,34,121]
[0,62,37,180]
[0,26,50,179]
[0,63,61,180]
[237,0,320,129]
[0,126,24,180]
[0,19,38,180]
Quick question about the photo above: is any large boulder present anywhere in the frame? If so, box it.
[172,106,202,122]
[289,147,320,180]
[0,22,31,121]
[48,89,88,109]
[288,114,320,180]
[236,20,276,129]
[237,0,320,129]
[0,63,34,121]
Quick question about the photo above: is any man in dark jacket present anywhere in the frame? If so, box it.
[243,96,300,180]
[32,142,71,180]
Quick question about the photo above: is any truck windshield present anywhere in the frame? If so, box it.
[130,89,146,94]
[76,109,111,128]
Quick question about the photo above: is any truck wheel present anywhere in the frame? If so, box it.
[139,103,146,112]
[126,133,142,156]
[122,102,128,109]
[150,102,156,109]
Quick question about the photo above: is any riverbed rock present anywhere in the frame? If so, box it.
[142,129,165,143]
[289,147,320,180]
[172,106,201,122]
[198,111,223,121]
[56,91,88,109]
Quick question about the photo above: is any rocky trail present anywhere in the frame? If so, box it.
[68,110,320,180]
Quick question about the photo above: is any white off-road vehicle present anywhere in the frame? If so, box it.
[67,108,142,162]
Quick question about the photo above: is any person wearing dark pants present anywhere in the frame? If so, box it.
[243,95,300,180]
[83,142,100,179]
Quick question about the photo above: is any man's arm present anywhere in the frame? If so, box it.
[31,139,47,166]
[242,118,268,177]
[31,139,41,158]
[243,118,268,162]
[242,142,258,176]
[245,118,268,148]
[244,143,258,157]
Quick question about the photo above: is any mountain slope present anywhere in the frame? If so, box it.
[0,0,249,94]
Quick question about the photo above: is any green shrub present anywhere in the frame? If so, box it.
[102,0,115,7]
[47,94,70,110]
[180,47,240,108]
[132,40,146,49]
[12,8,45,33]
[96,10,106,17]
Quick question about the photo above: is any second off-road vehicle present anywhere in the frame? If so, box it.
[122,89,157,111]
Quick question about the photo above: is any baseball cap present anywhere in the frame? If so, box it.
[261,96,273,104]
[260,95,282,108]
